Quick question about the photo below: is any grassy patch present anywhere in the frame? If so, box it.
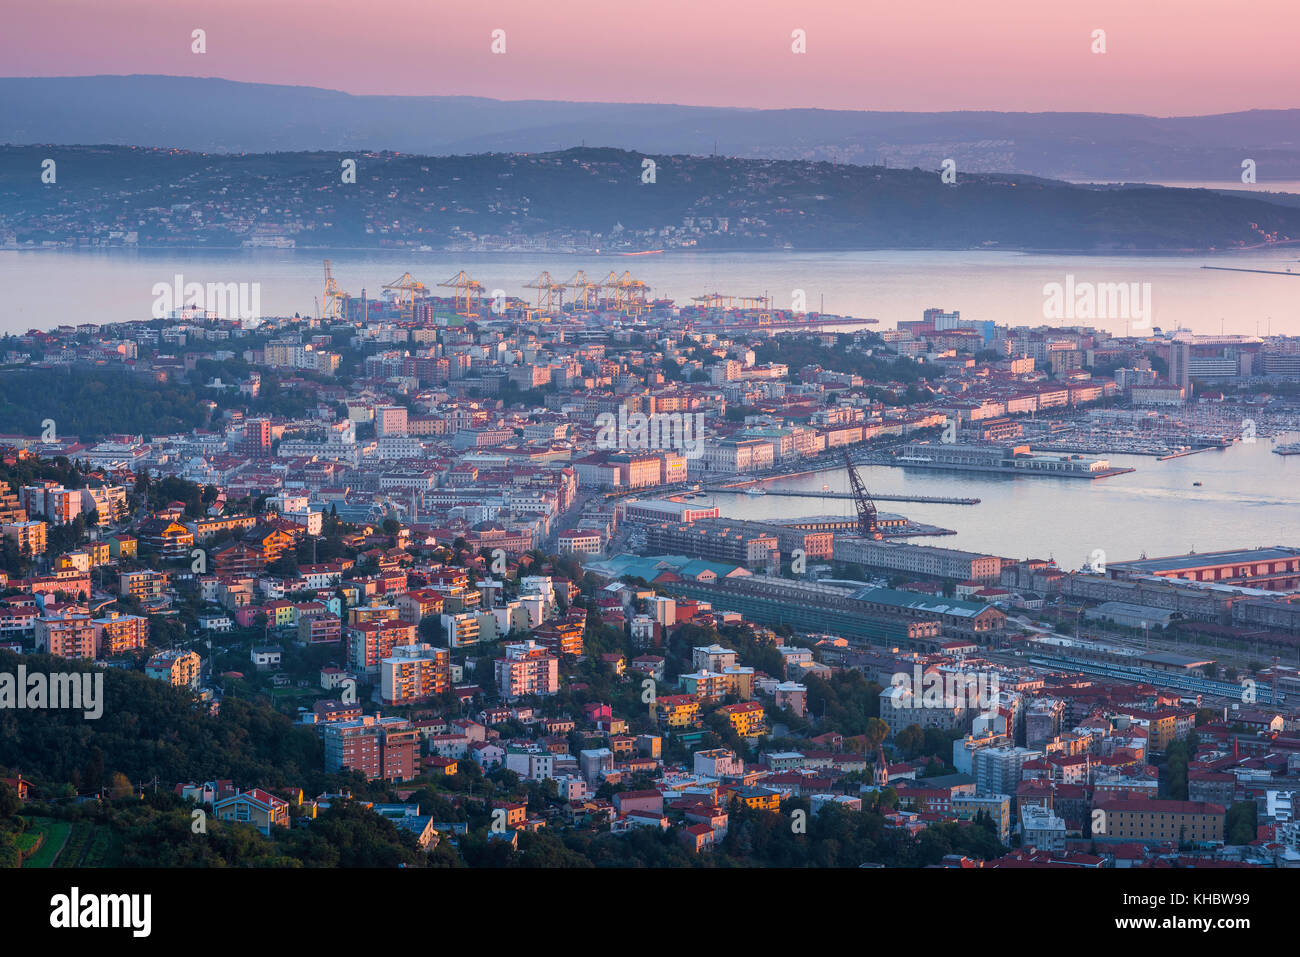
[21,817,71,867]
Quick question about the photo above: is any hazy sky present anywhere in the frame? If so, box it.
[4,0,1297,114]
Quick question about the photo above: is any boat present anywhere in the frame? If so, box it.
[1192,481,1202,487]
[745,487,767,497]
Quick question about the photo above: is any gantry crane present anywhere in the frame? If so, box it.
[437,270,484,317]
[524,271,567,312]
[383,272,427,320]
[566,270,600,310]
[621,272,650,315]
[322,259,350,321]
[843,448,881,539]
[597,270,649,314]
[598,271,623,310]
[692,292,733,309]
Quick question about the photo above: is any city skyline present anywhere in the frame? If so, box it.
[1,3,1294,926]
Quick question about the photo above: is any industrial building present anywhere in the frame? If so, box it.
[664,575,940,647]
[646,520,780,571]
[1106,547,1300,591]
[835,538,1004,584]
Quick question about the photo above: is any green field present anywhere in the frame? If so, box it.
[18,816,118,867]
[21,817,71,867]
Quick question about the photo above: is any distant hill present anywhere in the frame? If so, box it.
[4,75,1300,183]
[3,144,1300,252]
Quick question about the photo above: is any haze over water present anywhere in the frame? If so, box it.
[6,247,1299,567]
[719,435,1300,569]
[3,247,1300,338]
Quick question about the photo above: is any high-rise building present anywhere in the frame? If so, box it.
[94,611,150,656]
[495,640,559,701]
[244,417,273,456]
[1168,340,1190,390]
[380,643,450,705]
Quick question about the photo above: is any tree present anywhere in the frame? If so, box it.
[266,551,300,578]
[1225,801,1257,845]
[106,772,134,800]
[419,614,445,646]
[863,717,890,751]
[0,781,20,818]
[894,724,925,758]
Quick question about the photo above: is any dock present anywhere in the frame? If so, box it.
[711,487,981,505]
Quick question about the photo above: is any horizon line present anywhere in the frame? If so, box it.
[3,73,1296,120]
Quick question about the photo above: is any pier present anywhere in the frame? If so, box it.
[709,487,981,505]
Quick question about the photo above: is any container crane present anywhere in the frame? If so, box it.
[437,271,484,317]
[383,272,427,320]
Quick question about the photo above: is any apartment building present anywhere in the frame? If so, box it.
[442,612,481,649]
[35,614,98,659]
[2,520,46,555]
[380,643,451,705]
[119,570,168,602]
[348,620,417,674]
[93,611,149,656]
[646,520,779,571]
[323,715,419,782]
[145,649,202,688]
[495,640,560,701]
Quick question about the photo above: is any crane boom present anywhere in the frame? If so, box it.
[843,448,881,539]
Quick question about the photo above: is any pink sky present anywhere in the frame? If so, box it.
[4,0,1298,114]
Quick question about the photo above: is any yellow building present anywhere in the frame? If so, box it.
[146,649,202,688]
[728,785,781,811]
[265,600,297,629]
[656,695,701,729]
[718,701,767,738]
[84,542,110,567]
[2,520,47,556]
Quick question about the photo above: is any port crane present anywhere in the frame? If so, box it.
[383,272,427,320]
[322,259,350,321]
[524,271,567,312]
[566,270,601,310]
[596,270,650,313]
[843,448,882,539]
[437,270,485,317]
[621,272,650,315]
[692,292,770,321]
